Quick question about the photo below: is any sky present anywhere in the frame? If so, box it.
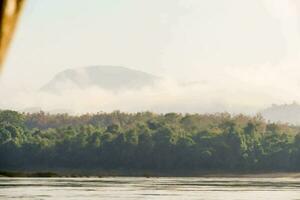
[1,0,300,114]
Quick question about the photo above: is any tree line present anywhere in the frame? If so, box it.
[1,110,300,173]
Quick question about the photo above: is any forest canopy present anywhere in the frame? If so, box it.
[1,110,300,174]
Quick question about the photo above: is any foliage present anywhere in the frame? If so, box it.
[1,110,300,172]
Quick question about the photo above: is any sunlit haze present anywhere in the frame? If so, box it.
[1,0,300,114]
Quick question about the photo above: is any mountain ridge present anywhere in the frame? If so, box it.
[41,65,160,93]
[260,102,300,125]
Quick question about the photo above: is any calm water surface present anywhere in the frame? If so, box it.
[1,177,300,200]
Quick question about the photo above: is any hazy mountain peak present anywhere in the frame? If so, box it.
[260,102,300,124]
[41,65,160,93]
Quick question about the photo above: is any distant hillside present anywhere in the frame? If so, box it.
[41,66,160,93]
[260,103,300,124]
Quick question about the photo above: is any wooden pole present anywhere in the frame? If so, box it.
[0,0,25,71]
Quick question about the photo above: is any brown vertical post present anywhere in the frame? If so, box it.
[0,0,25,71]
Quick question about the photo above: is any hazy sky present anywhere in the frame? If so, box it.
[1,0,300,113]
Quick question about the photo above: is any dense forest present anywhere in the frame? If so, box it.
[1,109,300,175]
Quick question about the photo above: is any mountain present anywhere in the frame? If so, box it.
[41,66,160,93]
[260,102,300,124]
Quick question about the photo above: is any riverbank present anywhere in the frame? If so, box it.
[2,169,300,178]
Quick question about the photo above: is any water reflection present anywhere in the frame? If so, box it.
[1,177,300,199]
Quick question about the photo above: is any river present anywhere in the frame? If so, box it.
[1,177,300,199]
